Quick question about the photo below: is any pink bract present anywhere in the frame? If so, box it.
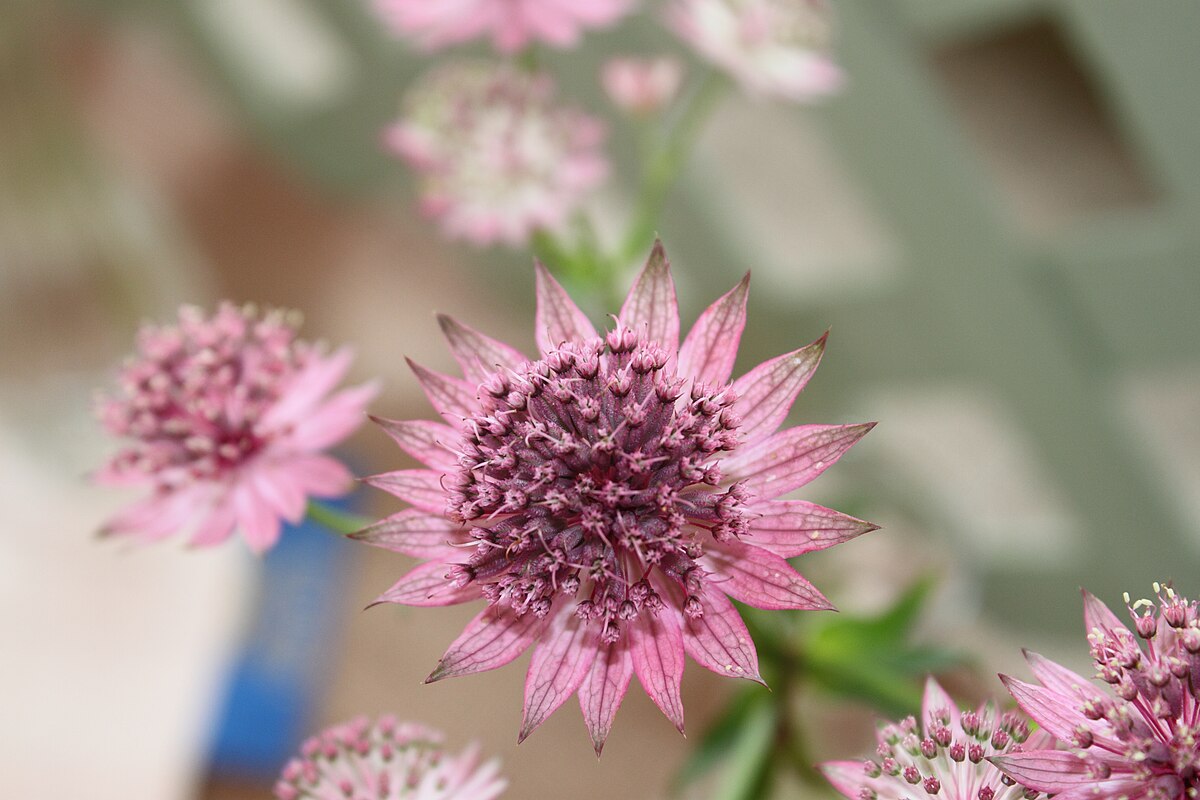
[821,677,1050,800]
[384,62,609,248]
[274,716,506,800]
[667,0,844,102]
[360,242,876,752]
[95,302,376,553]
[993,585,1200,800]
[373,0,636,54]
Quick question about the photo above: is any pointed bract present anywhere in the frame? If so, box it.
[373,560,480,607]
[437,314,528,385]
[619,239,679,353]
[746,500,878,558]
[427,605,546,683]
[702,540,834,610]
[629,608,687,734]
[724,422,874,501]
[730,333,827,444]
[350,509,461,560]
[520,606,597,743]
[579,644,634,756]
[677,272,749,387]
[534,260,596,355]
[371,416,461,473]
[406,358,477,427]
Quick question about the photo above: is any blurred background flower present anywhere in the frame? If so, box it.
[384,62,608,247]
[273,716,506,800]
[4,0,1200,798]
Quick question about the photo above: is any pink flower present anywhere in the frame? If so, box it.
[359,242,876,752]
[821,677,1049,800]
[993,585,1200,799]
[602,57,685,116]
[384,62,609,248]
[274,716,506,800]
[667,0,844,102]
[372,0,636,54]
[95,302,377,553]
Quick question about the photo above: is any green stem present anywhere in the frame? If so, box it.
[619,69,728,265]
[305,500,370,537]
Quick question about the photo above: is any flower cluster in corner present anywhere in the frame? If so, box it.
[821,677,1049,800]
[359,242,876,753]
[373,0,636,53]
[94,302,376,553]
[385,62,609,248]
[668,0,843,102]
[274,716,506,800]
[994,585,1200,800]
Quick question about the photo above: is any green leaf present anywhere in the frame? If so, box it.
[803,576,965,717]
[712,699,778,800]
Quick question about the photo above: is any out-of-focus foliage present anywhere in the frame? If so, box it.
[674,578,963,798]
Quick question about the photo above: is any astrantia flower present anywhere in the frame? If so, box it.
[385,62,608,247]
[373,0,635,54]
[602,57,685,116]
[274,716,506,800]
[993,585,1200,800]
[821,677,1048,800]
[667,0,843,102]
[95,302,376,553]
[359,242,876,752]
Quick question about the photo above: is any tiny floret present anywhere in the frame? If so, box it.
[273,716,506,800]
[95,302,376,552]
[993,585,1200,799]
[361,242,877,752]
[820,677,1048,800]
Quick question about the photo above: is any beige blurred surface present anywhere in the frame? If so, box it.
[8,3,1196,799]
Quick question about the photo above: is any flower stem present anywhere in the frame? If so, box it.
[305,500,370,537]
[619,69,727,265]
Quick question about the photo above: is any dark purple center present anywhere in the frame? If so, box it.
[447,327,746,641]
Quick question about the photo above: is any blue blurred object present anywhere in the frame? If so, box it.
[205,499,357,778]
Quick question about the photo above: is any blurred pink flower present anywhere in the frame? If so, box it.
[602,57,684,116]
[95,302,376,553]
[993,585,1200,799]
[385,62,608,248]
[373,0,635,53]
[667,0,843,102]
[821,677,1049,800]
[274,716,506,800]
[360,242,876,752]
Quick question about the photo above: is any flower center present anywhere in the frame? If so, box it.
[447,327,746,642]
[98,305,304,485]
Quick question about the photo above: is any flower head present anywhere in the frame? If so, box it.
[821,677,1048,800]
[274,716,506,800]
[602,57,685,116]
[993,585,1200,800]
[667,0,843,102]
[385,62,608,248]
[373,0,635,53]
[95,302,376,553]
[360,242,876,752]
